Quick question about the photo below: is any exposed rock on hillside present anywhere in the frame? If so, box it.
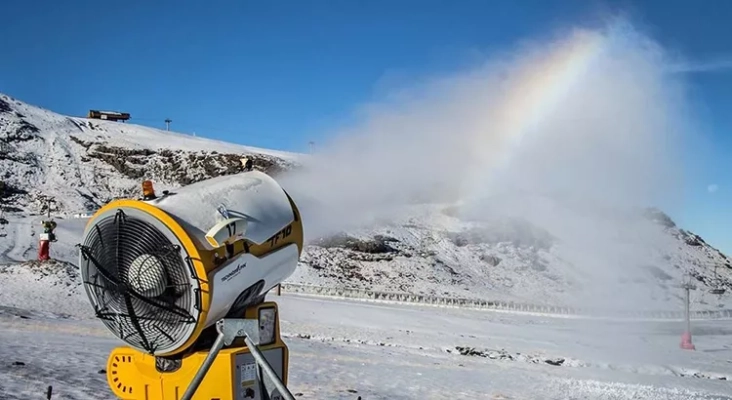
[0,93,299,215]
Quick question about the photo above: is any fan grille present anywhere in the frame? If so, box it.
[79,208,199,355]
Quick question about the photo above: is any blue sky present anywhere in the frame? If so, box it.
[1,0,731,251]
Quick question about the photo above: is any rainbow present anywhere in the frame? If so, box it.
[460,30,608,200]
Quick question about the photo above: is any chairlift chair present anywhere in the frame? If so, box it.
[709,264,726,295]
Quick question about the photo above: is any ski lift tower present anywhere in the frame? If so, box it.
[680,278,696,350]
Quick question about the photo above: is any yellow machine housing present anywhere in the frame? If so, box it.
[77,172,305,399]
[79,171,303,357]
[107,302,288,400]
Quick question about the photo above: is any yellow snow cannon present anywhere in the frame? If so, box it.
[78,170,303,400]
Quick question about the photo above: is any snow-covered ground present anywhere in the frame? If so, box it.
[2,92,732,312]
[0,93,298,161]
[2,92,732,399]
[2,208,731,320]
[0,215,86,266]
[1,294,731,400]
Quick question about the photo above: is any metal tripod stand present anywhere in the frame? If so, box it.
[181,318,296,400]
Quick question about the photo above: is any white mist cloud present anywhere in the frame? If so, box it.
[279,19,693,313]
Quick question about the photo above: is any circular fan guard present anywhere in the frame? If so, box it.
[79,208,200,355]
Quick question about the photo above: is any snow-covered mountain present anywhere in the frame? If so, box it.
[1,92,731,316]
[0,93,299,215]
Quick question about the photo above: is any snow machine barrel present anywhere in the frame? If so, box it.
[78,171,304,357]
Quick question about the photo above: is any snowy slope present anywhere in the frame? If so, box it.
[1,92,731,315]
[291,203,732,313]
[2,94,732,400]
[0,93,301,215]
[2,295,732,400]
[2,209,729,320]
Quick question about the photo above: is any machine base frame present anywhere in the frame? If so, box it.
[106,301,294,400]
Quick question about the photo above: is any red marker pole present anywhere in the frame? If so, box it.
[38,233,50,261]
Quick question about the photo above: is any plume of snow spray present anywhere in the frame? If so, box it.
[281,19,690,316]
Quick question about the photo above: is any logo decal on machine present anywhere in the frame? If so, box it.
[221,262,247,282]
